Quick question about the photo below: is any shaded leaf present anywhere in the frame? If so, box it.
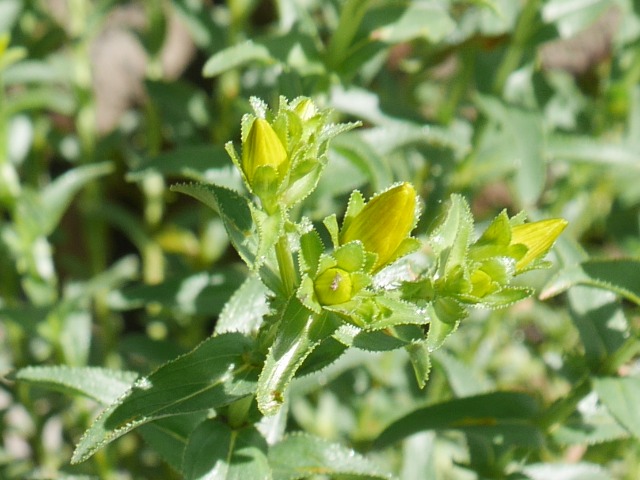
[139,413,208,472]
[127,145,241,189]
[183,421,270,480]
[171,183,256,266]
[108,269,245,316]
[375,391,543,449]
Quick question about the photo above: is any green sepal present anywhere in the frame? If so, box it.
[476,286,534,308]
[252,164,282,214]
[401,277,436,303]
[297,275,322,314]
[334,241,367,272]
[327,294,428,330]
[323,214,340,248]
[299,230,324,276]
[280,160,324,207]
[333,324,425,352]
[341,190,366,235]
[426,297,467,351]
[476,210,511,246]
[429,194,474,279]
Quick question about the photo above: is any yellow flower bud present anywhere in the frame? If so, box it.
[340,183,417,271]
[293,98,317,120]
[314,268,353,305]
[242,118,288,185]
[511,218,568,272]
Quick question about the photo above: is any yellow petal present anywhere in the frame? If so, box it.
[511,218,568,272]
[340,183,417,271]
[241,118,287,184]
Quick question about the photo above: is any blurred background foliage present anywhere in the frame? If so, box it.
[1,0,640,478]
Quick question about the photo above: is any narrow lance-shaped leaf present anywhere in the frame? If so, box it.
[183,420,271,480]
[171,183,256,266]
[269,433,395,480]
[15,366,138,405]
[375,391,543,449]
[72,333,258,464]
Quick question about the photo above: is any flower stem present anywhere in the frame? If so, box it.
[276,234,297,297]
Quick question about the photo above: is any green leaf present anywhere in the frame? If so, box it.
[593,376,640,439]
[269,433,395,480]
[139,413,208,472]
[15,366,138,405]
[71,333,258,464]
[552,393,630,446]
[541,259,640,307]
[524,462,612,480]
[257,297,339,416]
[375,391,543,449]
[567,287,628,369]
[127,145,240,189]
[546,134,640,167]
[475,95,545,206]
[108,269,245,316]
[365,3,455,43]
[432,350,492,397]
[203,40,274,77]
[171,183,256,266]
[16,162,113,238]
[183,420,270,480]
[216,275,270,335]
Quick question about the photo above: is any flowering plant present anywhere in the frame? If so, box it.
[16,96,567,478]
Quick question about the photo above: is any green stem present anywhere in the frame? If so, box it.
[537,376,591,431]
[598,334,640,376]
[276,235,297,296]
[493,0,541,95]
[325,0,374,69]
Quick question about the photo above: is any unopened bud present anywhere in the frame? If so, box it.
[241,118,287,185]
[511,218,568,272]
[314,268,353,305]
[340,183,417,271]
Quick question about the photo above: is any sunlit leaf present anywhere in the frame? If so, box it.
[72,333,258,464]
[269,433,395,480]
[16,366,138,405]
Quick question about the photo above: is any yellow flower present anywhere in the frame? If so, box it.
[511,218,568,272]
[314,268,353,305]
[241,118,287,185]
[340,182,417,271]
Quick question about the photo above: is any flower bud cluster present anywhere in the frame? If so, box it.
[226,96,356,215]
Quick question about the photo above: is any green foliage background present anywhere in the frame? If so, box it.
[2,0,640,478]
